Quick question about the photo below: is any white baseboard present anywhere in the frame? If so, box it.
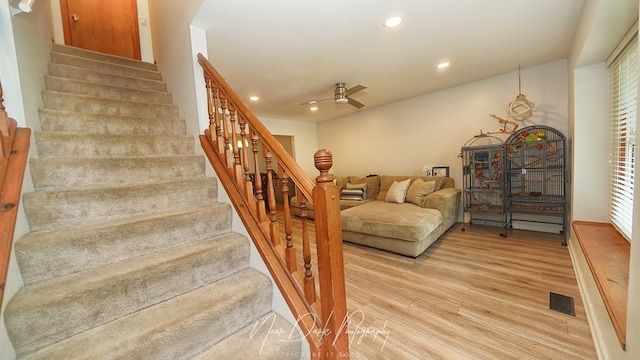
[568,239,608,359]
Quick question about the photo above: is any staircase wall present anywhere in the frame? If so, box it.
[148,3,311,357]
[0,2,56,359]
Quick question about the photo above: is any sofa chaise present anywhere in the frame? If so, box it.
[290,175,461,257]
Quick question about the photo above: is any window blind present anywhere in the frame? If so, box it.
[609,34,638,241]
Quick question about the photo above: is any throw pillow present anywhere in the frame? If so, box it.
[384,179,411,204]
[346,182,368,199]
[406,179,436,206]
[340,188,364,201]
[350,176,380,200]
[419,176,446,190]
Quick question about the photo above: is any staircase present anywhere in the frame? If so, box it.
[3,44,300,359]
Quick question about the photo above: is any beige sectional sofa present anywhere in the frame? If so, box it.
[290,175,461,257]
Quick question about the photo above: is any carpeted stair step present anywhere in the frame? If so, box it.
[30,155,205,191]
[5,234,251,357]
[52,43,158,71]
[18,269,272,360]
[15,204,233,285]
[39,109,185,135]
[42,91,178,118]
[50,51,162,81]
[193,312,302,359]
[48,63,167,92]
[3,44,300,360]
[45,76,173,104]
[34,131,194,158]
[22,178,217,232]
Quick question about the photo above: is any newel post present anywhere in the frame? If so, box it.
[312,149,350,359]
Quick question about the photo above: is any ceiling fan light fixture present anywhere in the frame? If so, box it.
[334,82,348,103]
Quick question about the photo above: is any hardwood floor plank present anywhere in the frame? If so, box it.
[280,208,596,359]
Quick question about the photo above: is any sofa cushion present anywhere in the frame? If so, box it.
[334,176,351,191]
[349,175,380,200]
[406,179,436,206]
[377,176,446,200]
[385,179,411,203]
[341,201,442,242]
[340,198,374,210]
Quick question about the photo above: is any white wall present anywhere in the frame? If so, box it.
[261,117,319,178]
[573,64,610,221]
[148,0,203,137]
[317,60,568,191]
[0,1,54,359]
[568,0,640,359]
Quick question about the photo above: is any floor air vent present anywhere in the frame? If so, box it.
[549,292,575,316]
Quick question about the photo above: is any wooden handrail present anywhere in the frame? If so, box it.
[197,54,349,359]
[0,82,31,307]
[197,54,316,201]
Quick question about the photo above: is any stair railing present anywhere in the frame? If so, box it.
[0,82,31,306]
[197,54,350,359]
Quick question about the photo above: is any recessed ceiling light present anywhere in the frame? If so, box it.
[308,100,317,104]
[436,62,450,69]
[310,106,318,111]
[384,16,403,28]
[249,96,259,101]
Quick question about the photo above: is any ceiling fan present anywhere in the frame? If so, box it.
[301,82,367,109]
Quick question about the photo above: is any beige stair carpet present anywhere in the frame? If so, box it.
[4,43,299,359]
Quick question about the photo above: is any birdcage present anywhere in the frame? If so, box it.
[459,131,507,236]
[504,125,568,244]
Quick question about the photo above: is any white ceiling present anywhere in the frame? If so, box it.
[192,0,586,123]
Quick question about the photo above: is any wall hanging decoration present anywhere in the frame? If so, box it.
[507,66,535,121]
[488,113,519,134]
[488,66,536,135]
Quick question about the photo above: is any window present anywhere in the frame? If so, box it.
[609,34,638,241]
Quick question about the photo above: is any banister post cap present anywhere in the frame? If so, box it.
[314,149,333,184]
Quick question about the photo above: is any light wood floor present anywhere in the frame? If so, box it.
[284,213,597,359]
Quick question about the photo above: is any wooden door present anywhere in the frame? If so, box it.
[60,0,141,60]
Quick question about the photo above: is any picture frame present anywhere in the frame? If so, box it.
[432,166,450,177]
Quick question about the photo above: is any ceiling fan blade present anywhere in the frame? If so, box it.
[299,97,333,105]
[348,97,365,109]
[347,84,367,95]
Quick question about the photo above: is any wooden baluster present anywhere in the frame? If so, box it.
[212,87,225,155]
[238,117,254,199]
[220,98,232,169]
[312,149,349,357]
[251,133,267,221]
[264,152,281,250]
[280,171,298,273]
[229,109,243,184]
[298,193,317,306]
[205,78,215,142]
